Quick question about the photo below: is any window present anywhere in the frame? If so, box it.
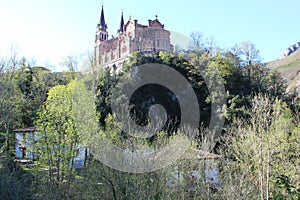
[162,40,165,49]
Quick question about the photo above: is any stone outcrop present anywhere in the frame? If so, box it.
[279,42,300,59]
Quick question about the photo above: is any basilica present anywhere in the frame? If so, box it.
[94,5,173,70]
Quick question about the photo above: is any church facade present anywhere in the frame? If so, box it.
[94,5,173,70]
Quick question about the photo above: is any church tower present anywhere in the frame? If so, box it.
[94,5,108,65]
[96,5,108,41]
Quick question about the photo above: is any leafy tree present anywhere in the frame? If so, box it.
[95,68,118,126]
[0,50,22,159]
[13,61,39,127]
[35,79,98,199]
[0,51,34,200]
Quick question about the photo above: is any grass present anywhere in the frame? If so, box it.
[267,49,300,95]
[276,58,300,72]
[277,59,300,80]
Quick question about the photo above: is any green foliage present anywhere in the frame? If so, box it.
[96,51,211,132]
[0,39,298,199]
[0,161,33,200]
[35,79,98,198]
[219,95,300,199]
[95,69,118,126]
[275,175,300,199]
[36,83,77,187]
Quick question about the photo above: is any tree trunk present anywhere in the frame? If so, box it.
[259,138,264,200]
[266,145,270,200]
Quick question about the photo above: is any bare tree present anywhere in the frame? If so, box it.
[190,32,205,50]
[239,41,261,66]
[60,54,81,80]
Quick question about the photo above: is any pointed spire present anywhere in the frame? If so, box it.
[119,11,124,32]
[99,5,107,31]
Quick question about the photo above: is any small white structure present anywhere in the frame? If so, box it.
[14,127,87,168]
[14,127,37,161]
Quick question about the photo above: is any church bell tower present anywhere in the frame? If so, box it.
[94,5,108,65]
[96,5,108,41]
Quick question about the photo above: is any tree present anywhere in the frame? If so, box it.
[190,32,205,50]
[0,50,36,200]
[12,59,50,127]
[35,79,98,199]
[60,54,81,80]
[0,48,22,159]
[95,68,118,126]
[61,55,78,72]
[219,95,300,199]
[233,41,261,67]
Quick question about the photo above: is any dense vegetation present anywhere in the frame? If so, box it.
[0,39,299,199]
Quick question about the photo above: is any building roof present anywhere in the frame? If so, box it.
[151,147,221,161]
[123,16,165,32]
[14,127,37,133]
[181,148,222,160]
[148,16,164,28]
[31,66,51,72]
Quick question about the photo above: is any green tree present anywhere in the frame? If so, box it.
[95,68,118,126]
[0,50,22,159]
[35,79,98,199]
[0,51,35,200]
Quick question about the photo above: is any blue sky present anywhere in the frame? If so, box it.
[0,0,299,70]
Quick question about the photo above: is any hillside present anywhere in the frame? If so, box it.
[267,48,300,96]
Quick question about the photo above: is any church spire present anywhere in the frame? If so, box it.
[96,4,108,41]
[99,5,107,31]
[119,11,124,32]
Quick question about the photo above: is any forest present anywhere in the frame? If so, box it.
[0,39,299,199]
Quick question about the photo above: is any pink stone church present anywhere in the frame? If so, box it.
[94,5,173,70]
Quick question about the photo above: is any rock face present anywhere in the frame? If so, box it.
[279,42,300,59]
